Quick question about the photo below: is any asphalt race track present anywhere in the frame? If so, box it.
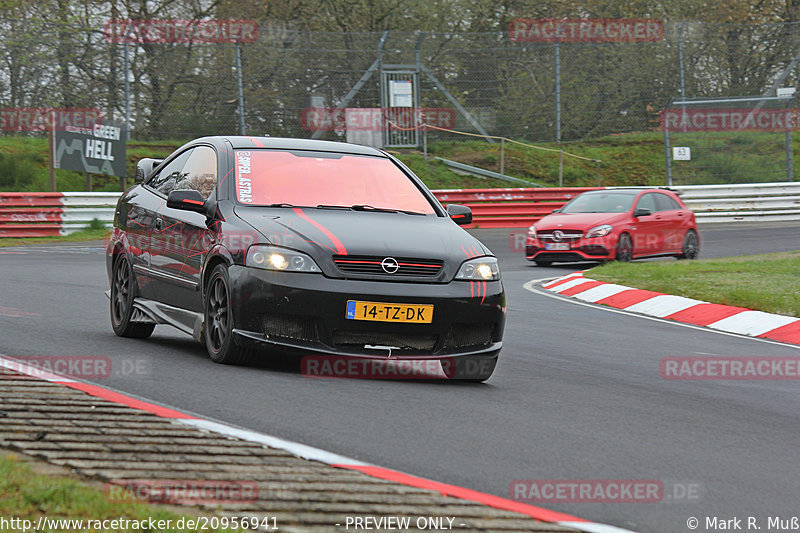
[2,221,800,532]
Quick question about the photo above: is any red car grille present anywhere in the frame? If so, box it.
[537,230,583,242]
[333,255,443,277]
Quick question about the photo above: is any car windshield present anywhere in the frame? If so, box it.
[560,192,637,213]
[233,149,436,214]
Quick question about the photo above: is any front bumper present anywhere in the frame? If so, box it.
[227,266,505,361]
[525,236,613,263]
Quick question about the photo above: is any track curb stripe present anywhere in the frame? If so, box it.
[332,464,590,524]
[543,273,800,346]
[0,354,636,533]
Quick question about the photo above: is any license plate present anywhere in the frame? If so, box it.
[545,243,570,251]
[346,300,433,323]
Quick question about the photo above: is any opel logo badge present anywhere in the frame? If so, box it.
[553,230,564,242]
[381,257,399,274]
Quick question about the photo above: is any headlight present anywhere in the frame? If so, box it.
[455,257,500,281]
[528,226,537,239]
[246,245,320,273]
[586,224,613,238]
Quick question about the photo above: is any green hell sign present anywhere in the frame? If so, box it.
[54,121,127,177]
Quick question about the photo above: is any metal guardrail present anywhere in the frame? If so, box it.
[675,182,800,223]
[2,183,800,236]
[433,157,545,187]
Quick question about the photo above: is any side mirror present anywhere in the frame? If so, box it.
[552,208,561,213]
[446,204,472,226]
[167,189,208,214]
[634,207,652,218]
[134,158,163,184]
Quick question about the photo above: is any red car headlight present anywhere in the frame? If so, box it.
[586,224,613,238]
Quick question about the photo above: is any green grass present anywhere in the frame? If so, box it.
[589,251,800,317]
[1,129,796,193]
[0,138,184,193]
[392,151,517,188]
[425,129,800,187]
[0,227,110,247]
[0,454,242,532]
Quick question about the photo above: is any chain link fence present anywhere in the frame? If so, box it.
[2,17,800,184]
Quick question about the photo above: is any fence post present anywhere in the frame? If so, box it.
[596,160,601,187]
[48,111,56,192]
[423,125,428,159]
[558,149,564,187]
[124,41,131,140]
[555,40,561,145]
[500,138,505,175]
[663,123,673,187]
[235,41,246,135]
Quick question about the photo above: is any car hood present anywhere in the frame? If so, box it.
[233,205,491,264]
[534,211,629,230]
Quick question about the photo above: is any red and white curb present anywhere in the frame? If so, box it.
[0,354,635,533]
[541,272,800,346]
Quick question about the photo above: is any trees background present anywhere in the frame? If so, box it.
[1,0,800,142]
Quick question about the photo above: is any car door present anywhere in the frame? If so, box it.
[119,189,155,276]
[631,193,666,256]
[157,146,219,311]
[142,148,194,306]
[653,192,686,253]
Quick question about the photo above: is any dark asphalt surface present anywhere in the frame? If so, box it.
[2,222,800,532]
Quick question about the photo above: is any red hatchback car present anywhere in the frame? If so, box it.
[525,188,699,266]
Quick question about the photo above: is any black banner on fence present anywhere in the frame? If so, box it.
[54,121,127,177]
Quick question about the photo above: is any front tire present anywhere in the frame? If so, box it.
[615,233,633,262]
[204,264,251,364]
[110,255,155,338]
[678,229,700,260]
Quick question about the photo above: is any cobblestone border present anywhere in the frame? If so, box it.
[0,364,592,533]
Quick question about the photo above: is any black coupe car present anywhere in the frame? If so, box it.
[106,136,505,381]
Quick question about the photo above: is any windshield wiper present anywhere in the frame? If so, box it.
[316,204,425,215]
[265,203,298,208]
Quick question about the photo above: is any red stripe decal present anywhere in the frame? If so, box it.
[470,281,475,298]
[334,260,382,265]
[480,281,486,305]
[57,381,197,419]
[249,137,266,148]
[183,198,204,205]
[398,263,441,268]
[332,464,588,523]
[292,208,347,255]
